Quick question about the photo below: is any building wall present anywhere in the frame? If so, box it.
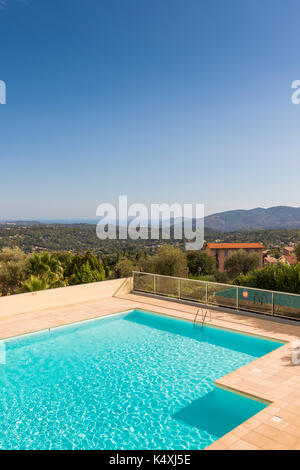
[0,277,132,319]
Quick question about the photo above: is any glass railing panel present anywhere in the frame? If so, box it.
[156,276,179,298]
[273,292,300,320]
[180,280,207,303]
[207,283,238,308]
[238,287,273,315]
[133,273,300,321]
[133,273,154,294]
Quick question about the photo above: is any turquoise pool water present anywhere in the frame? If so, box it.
[0,309,283,450]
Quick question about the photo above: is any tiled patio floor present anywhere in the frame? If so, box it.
[1,292,300,450]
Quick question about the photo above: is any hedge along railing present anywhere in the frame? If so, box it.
[132,272,300,321]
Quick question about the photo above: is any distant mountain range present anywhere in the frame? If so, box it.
[2,206,300,232]
[204,206,300,232]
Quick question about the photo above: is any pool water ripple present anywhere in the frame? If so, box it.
[0,309,283,449]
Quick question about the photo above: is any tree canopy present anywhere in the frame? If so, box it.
[65,251,105,285]
[142,245,188,277]
[0,247,26,294]
[114,257,138,278]
[234,263,300,294]
[186,251,216,276]
[224,249,260,279]
[296,243,300,262]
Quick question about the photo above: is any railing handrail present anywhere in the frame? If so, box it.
[201,309,209,328]
[133,271,231,288]
[192,308,212,329]
[132,271,300,299]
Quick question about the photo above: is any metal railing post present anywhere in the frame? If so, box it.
[236,287,239,310]
[206,282,208,303]
[178,279,181,299]
[154,274,157,295]
[272,291,274,316]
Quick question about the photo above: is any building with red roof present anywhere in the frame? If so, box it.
[206,242,264,272]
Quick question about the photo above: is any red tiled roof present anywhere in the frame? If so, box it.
[206,243,264,249]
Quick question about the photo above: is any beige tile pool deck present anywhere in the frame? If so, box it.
[1,291,300,450]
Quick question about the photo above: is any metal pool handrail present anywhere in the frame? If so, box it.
[201,309,211,329]
[193,308,202,328]
[193,308,211,329]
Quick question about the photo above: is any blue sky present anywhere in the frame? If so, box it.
[0,0,300,219]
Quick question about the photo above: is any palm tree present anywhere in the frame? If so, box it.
[26,252,63,279]
[19,274,65,293]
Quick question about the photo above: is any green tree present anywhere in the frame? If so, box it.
[142,245,188,277]
[213,270,229,283]
[296,244,300,262]
[0,247,27,295]
[224,249,260,279]
[65,251,105,285]
[114,257,138,278]
[104,265,111,279]
[186,251,216,276]
[69,261,104,285]
[53,251,74,271]
[294,230,300,262]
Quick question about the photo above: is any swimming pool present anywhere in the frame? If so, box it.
[0,309,283,450]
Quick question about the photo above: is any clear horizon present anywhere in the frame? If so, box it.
[1,203,300,223]
[1,0,300,219]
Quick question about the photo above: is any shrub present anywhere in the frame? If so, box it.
[234,263,300,294]
[142,245,188,277]
[114,257,138,278]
